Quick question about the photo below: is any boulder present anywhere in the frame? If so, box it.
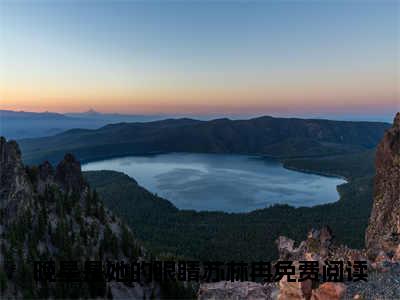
[311,282,346,300]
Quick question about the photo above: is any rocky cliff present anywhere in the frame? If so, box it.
[0,137,158,299]
[0,137,32,221]
[198,113,400,300]
[365,112,400,260]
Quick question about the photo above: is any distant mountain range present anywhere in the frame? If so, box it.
[0,109,165,139]
[0,110,69,119]
[19,115,390,165]
[1,109,395,140]
[65,109,164,122]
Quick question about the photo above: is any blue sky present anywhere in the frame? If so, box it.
[0,1,399,119]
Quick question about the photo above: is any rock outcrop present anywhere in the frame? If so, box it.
[198,281,276,300]
[0,137,157,299]
[275,113,400,299]
[275,226,365,300]
[365,112,400,260]
[198,113,400,300]
[55,153,85,194]
[0,137,32,221]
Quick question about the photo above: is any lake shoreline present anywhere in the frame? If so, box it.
[80,151,350,182]
[281,163,350,182]
[83,152,346,212]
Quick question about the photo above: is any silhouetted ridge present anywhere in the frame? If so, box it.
[19,115,390,165]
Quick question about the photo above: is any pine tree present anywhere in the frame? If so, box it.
[98,204,106,223]
[85,190,92,216]
[17,260,34,298]
[37,205,47,239]
[121,225,133,257]
[48,221,52,236]
[0,270,7,295]
[107,286,113,299]
[92,189,99,204]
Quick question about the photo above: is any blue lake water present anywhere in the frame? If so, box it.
[82,153,346,213]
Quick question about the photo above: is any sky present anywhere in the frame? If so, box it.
[0,1,399,119]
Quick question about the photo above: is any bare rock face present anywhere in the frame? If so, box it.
[198,281,276,300]
[0,137,157,299]
[276,236,306,260]
[275,227,365,300]
[55,153,85,194]
[366,112,400,260]
[276,226,334,263]
[0,137,32,220]
[197,113,400,300]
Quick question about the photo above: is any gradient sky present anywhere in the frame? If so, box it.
[0,1,399,117]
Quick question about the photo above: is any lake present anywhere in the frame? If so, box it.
[82,153,346,213]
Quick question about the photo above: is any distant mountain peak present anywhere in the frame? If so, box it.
[83,108,100,115]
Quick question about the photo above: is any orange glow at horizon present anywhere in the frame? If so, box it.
[1,1,398,116]
[1,70,398,114]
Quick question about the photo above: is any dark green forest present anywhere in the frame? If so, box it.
[84,149,375,262]
[0,184,141,298]
[18,116,383,263]
[20,116,389,165]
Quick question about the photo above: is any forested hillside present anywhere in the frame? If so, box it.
[85,148,375,262]
[19,116,389,165]
[0,138,155,298]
